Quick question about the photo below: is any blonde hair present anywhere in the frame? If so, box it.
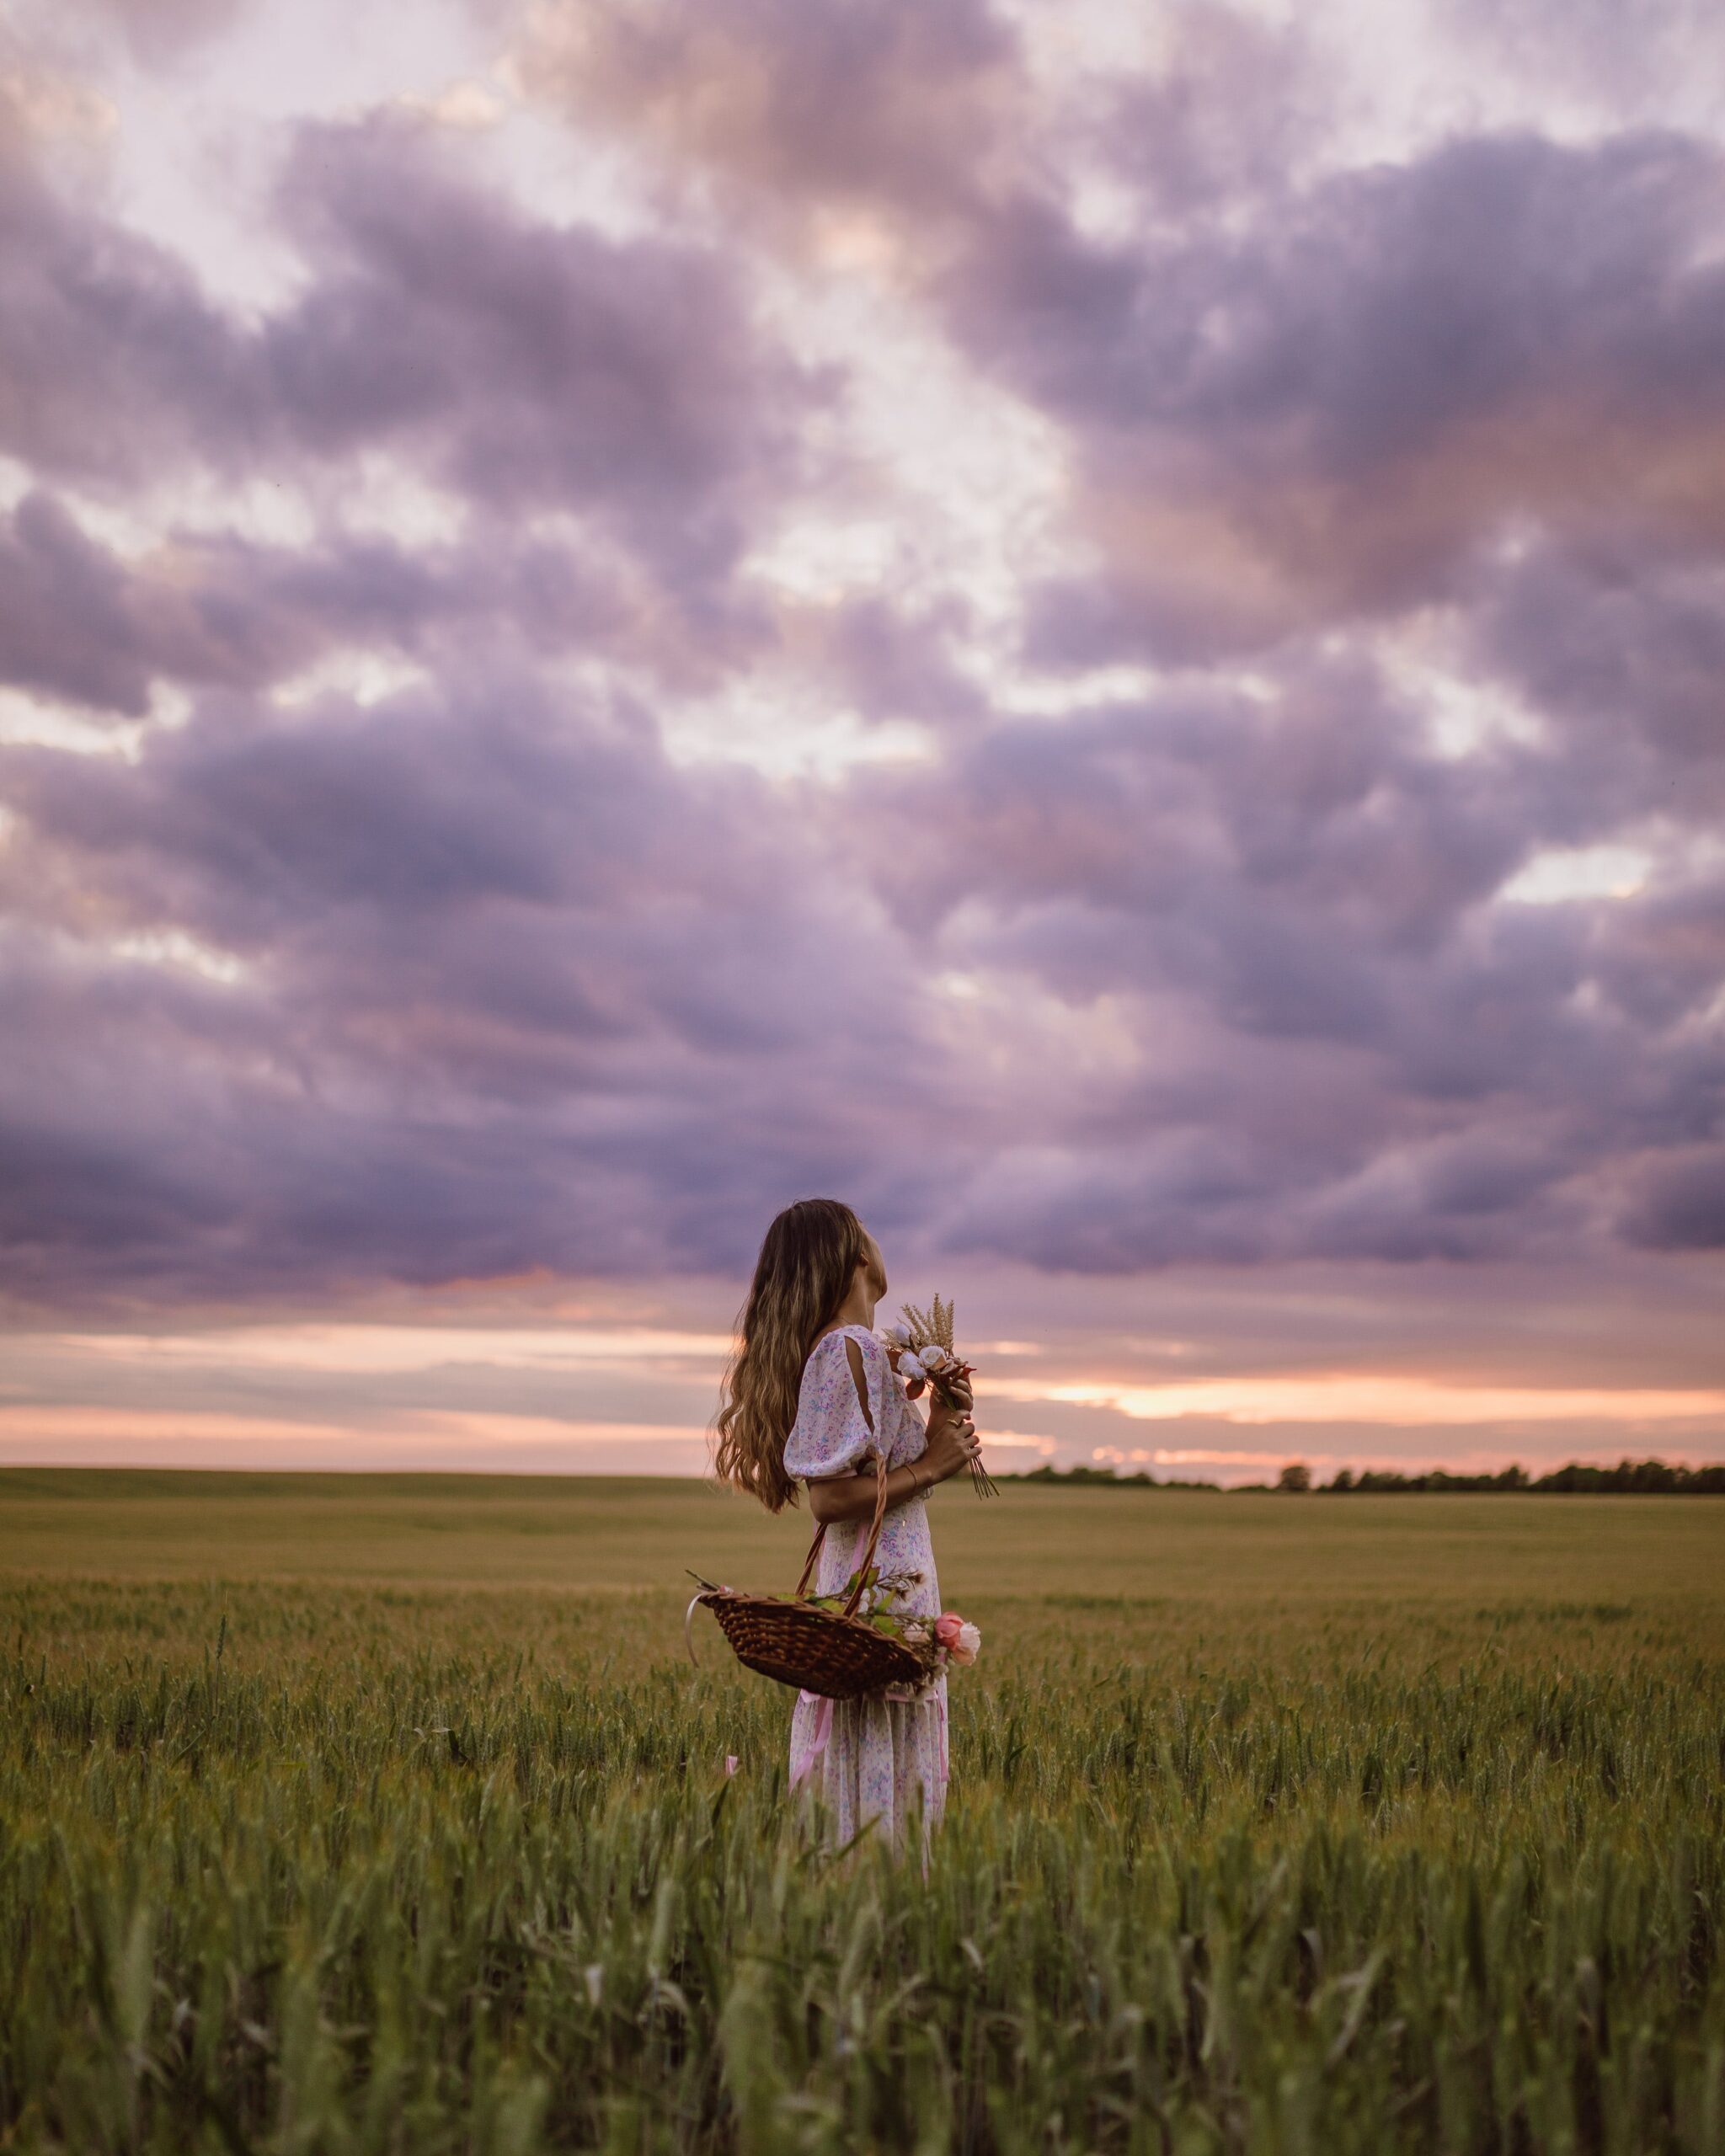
[713,1198,868,1513]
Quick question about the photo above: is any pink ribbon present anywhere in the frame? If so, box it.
[790,1687,948,1801]
[789,1690,834,1790]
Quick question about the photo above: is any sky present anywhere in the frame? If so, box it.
[1,0,1722,1485]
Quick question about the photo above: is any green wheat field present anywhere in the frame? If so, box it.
[3,1469,1722,2154]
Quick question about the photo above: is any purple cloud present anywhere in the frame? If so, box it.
[0,102,822,595]
[1462,536,1725,813]
[0,484,754,728]
[2,0,1722,1328]
[515,0,1021,234]
[1621,1145,1725,1251]
[0,490,162,717]
[55,0,244,67]
[0,104,256,485]
[0,659,947,1300]
[260,117,823,576]
[969,130,1725,664]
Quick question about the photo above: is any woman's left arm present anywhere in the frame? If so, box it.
[805,1458,937,1525]
[805,1334,941,1524]
[806,1393,979,1525]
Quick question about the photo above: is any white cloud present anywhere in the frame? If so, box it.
[1500,845,1652,905]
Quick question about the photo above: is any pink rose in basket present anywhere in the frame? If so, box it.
[934,1611,981,1666]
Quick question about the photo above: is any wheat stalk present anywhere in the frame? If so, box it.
[899,1294,956,1353]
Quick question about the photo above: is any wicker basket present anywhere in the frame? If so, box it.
[688,1449,928,1700]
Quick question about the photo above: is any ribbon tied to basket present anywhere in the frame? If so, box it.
[686,1445,929,1701]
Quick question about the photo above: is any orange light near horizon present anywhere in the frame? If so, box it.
[6,1322,1724,1479]
[53,1324,739,1374]
[980,1373,1725,1427]
[0,1405,715,1472]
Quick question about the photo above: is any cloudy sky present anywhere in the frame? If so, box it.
[2,0,1722,1484]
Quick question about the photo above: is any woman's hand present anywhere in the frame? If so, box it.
[921,1395,980,1485]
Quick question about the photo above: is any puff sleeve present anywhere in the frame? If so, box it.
[783,1328,886,1481]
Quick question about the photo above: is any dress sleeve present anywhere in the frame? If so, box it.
[783,1330,884,1481]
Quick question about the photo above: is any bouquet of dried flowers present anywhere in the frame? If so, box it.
[880,1294,998,1497]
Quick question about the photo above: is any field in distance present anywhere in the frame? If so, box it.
[4,1465,1722,1610]
[3,1470,1722,2153]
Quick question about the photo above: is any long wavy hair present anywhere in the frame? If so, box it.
[713,1198,869,1513]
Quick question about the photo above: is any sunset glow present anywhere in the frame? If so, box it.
[983,1376,1725,1429]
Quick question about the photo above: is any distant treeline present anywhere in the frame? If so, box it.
[1005,1458,1725,1495]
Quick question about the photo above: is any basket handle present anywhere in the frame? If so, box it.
[793,1445,892,1614]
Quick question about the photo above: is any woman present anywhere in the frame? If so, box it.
[713,1198,982,1857]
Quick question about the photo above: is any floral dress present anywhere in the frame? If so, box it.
[783,1322,948,1858]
